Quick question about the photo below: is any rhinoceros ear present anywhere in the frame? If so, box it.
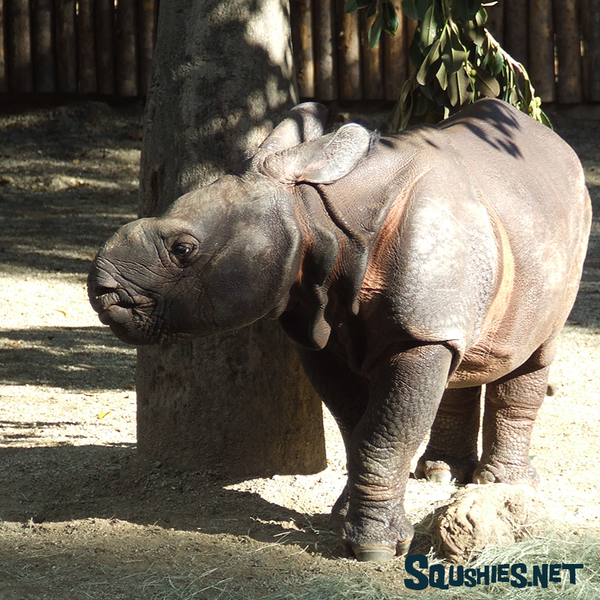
[252,102,329,165]
[261,123,374,184]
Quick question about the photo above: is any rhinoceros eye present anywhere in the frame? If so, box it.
[172,242,194,258]
[168,235,199,265]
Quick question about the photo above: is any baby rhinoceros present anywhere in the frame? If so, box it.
[88,99,591,562]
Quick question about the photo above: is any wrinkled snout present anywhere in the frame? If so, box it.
[87,257,147,344]
[88,266,121,317]
[87,218,169,344]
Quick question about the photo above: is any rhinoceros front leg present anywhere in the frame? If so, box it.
[343,343,454,561]
[295,346,368,527]
[474,365,549,486]
[415,386,482,484]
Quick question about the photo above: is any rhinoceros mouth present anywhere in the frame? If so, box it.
[96,298,165,345]
[92,289,126,312]
[88,284,155,339]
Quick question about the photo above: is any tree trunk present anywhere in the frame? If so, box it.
[136,0,327,477]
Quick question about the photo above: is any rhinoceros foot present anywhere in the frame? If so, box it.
[352,543,401,562]
[338,537,412,562]
[332,488,414,561]
[414,451,478,484]
[338,504,414,562]
[473,461,540,487]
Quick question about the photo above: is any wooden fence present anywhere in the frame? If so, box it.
[0,0,598,104]
[0,0,157,96]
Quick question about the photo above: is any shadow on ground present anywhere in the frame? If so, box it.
[0,326,135,391]
[0,443,342,559]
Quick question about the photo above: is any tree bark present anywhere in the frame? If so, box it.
[136,0,327,477]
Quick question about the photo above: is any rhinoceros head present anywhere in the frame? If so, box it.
[88,102,374,345]
[89,173,306,344]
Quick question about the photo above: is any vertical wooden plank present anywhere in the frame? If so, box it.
[55,0,77,93]
[0,0,9,92]
[115,0,138,96]
[361,11,383,99]
[485,0,504,45]
[383,1,407,102]
[138,0,157,95]
[337,0,360,100]
[77,0,96,93]
[291,0,315,99]
[581,0,600,101]
[528,0,554,102]
[554,0,581,104]
[32,0,55,92]
[313,0,336,101]
[8,0,33,92]
[95,0,115,95]
[503,0,528,66]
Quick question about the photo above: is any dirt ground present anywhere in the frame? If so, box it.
[0,100,599,599]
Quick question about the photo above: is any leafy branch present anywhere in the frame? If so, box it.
[344,0,551,130]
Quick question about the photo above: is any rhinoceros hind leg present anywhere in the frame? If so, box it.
[415,386,482,483]
[473,365,549,487]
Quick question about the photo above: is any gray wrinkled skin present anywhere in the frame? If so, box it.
[89,100,591,561]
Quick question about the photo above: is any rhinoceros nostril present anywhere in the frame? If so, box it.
[94,286,117,298]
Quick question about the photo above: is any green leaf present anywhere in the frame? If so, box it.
[366,0,378,18]
[344,0,371,13]
[448,66,473,106]
[436,62,448,90]
[456,0,482,21]
[413,90,430,117]
[383,1,400,35]
[420,5,440,48]
[447,71,459,106]
[489,50,504,76]
[476,6,488,26]
[402,0,429,21]
[457,65,473,104]
[465,12,486,45]
[443,24,468,73]
[420,81,435,101]
[402,0,419,20]
[368,11,384,48]
[409,29,426,64]
[416,38,443,85]
[538,109,553,129]
[473,66,500,97]
[344,0,359,13]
